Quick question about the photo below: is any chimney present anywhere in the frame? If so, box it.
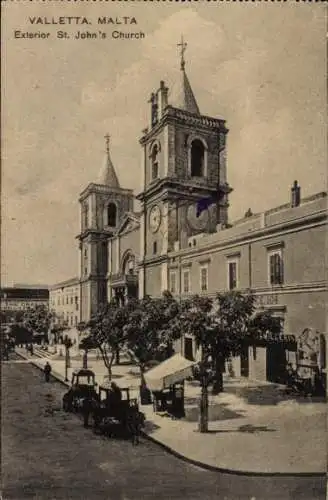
[158,80,168,120]
[291,180,301,207]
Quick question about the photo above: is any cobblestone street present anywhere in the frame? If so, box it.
[2,357,325,500]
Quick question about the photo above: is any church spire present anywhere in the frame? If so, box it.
[169,36,200,115]
[97,134,120,188]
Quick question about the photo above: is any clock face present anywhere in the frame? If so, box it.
[187,204,209,231]
[149,205,162,233]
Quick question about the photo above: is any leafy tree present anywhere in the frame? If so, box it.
[211,292,283,394]
[210,291,256,394]
[125,292,182,387]
[176,295,216,433]
[22,305,56,340]
[83,300,131,380]
[174,291,283,432]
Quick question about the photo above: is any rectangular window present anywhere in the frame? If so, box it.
[200,266,208,292]
[227,260,238,290]
[268,250,284,285]
[183,270,190,294]
[169,271,177,294]
[153,241,157,254]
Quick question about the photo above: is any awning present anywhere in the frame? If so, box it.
[144,353,196,392]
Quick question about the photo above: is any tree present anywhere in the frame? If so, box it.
[211,291,256,394]
[83,300,131,381]
[125,292,182,392]
[174,291,283,433]
[22,305,56,341]
[176,295,216,433]
[211,291,282,394]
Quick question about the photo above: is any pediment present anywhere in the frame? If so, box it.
[116,212,140,236]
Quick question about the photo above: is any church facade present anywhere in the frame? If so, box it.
[51,43,327,383]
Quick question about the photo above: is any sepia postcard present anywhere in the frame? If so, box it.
[1,2,327,499]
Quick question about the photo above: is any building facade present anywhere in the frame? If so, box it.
[52,43,327,383]
[49,277,80,328]
[0,285,49,312]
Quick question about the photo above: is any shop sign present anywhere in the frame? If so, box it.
[255,294,278,306]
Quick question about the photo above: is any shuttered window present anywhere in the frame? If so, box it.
[269,252,284,285]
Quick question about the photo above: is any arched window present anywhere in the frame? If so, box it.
[151,144,159,180]
[107,203,117,227]
[191,139,205,177]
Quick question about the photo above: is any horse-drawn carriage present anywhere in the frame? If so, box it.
[92,383,145,442]
[62,369,98,413]
[62,371,145,442]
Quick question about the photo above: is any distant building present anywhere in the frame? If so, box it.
[49,277,80,328]
[0,286,49,312]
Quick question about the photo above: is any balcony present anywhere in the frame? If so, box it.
[110,272,138,287]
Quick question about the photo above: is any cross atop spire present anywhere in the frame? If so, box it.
[104,133,110,156]
[177,35,187,71]
[97,133,120,188]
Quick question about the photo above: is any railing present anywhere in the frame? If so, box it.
[110,273,138,285]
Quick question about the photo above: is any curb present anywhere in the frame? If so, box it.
[140,431,325,478]
[15,350,326,479]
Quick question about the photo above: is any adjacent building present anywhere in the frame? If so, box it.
[49,277,80,328]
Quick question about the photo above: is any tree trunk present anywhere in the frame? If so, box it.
[139,365,152,405]
[115,349,120,365]
[212,356,224,395]
[198,382,209,433]
[82,350,88,369]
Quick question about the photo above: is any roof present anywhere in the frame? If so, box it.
[1,287,49,300]
[72,369,95,377]
[144,353,196,391]
[97,151,120,188]
[49,277,79,290]
[169,68,200,115]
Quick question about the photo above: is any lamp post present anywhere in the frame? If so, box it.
[64,336,73,382]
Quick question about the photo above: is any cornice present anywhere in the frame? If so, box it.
[169,210,327,260]
[136,178,229,203]
[139,106,227,145]
[79,183,133,202]
[76,229,113,240]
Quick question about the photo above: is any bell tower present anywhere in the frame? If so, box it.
[77,135,133,321]
[137,39,232,296]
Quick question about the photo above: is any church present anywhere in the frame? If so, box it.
[50,40,327,384]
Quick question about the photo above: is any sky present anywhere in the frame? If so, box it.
[1,3,327,286]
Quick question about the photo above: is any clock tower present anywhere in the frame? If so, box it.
[137,38,232,297]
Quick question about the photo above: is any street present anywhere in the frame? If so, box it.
[2,355,325,500]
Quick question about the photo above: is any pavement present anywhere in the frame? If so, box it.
[16,346,327,476]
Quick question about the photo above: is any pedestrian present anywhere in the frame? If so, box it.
[108,382,122,418]
[127,407,145,445]
[82,396,93,428]
[44,361,52,383]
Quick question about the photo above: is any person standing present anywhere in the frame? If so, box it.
[44,362,52,382]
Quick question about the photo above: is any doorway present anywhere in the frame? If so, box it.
[240,344,249,377]
[184,337,194,361]
[266,343,286,383]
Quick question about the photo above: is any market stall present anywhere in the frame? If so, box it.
[144,353,196,418]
